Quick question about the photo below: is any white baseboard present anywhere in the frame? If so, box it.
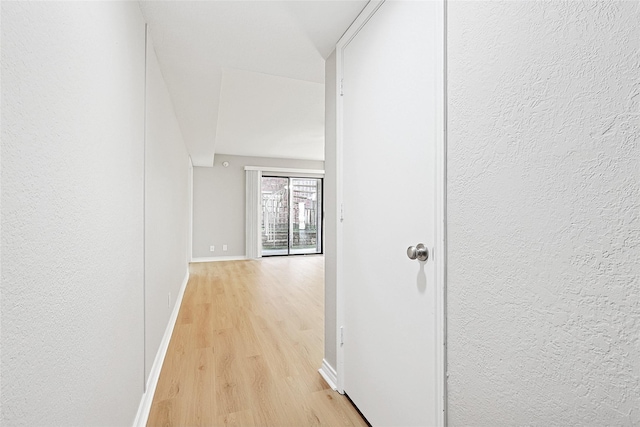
[133,270,190,427]
[190,256,247,263]
[318,359,338,391]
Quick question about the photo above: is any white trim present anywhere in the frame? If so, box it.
[188,156,193,264]
[338,0,384,52]
[190,256,247,263]
[133,270,190,427]
[333,0,447,424]
[318,359,338,391]
[244,166,325,176]
[437,0,448,422]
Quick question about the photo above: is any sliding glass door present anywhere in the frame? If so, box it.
[290,178,322,255]
[261,177,290,255]
[261,176,322,256]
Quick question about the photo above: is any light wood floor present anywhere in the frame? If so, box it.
[147,256,367,427]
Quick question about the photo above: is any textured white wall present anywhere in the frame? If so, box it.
[447,1,640,424]
[192,154,324,258]
[1,2,145,425]
[144,34,191,381]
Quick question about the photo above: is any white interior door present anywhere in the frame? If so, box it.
[340,1,444,425]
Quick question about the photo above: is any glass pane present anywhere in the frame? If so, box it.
[290,178,321,255]
[261,177,289,256]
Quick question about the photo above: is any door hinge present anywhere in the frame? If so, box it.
[340,78,344,96]
[340,203,344,222]
[340,326,344,345]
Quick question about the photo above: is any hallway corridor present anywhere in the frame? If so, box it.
[147,256,366,426]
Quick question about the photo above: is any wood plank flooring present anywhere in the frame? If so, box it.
[147,256,367,427]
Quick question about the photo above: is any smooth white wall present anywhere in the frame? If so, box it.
[1,2,145,425]
[144,34,190,381]
[447,1,640,424]
[192,154,324,258]
[323,50,338,370]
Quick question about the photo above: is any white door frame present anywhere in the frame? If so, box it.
[334,0,447,423]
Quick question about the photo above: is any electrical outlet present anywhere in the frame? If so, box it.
[210,245,215,252]
[223,244,228,251]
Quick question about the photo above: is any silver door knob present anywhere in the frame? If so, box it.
[407,243,429,261]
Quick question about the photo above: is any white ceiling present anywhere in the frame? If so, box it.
[138,1,368,166]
